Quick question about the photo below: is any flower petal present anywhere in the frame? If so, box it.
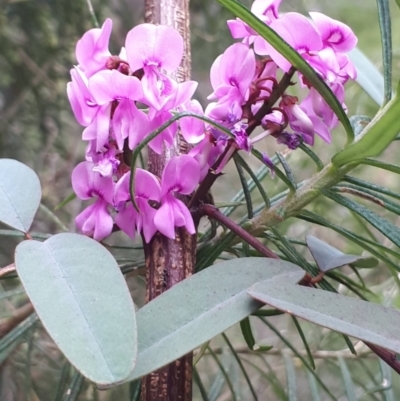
[126,24,183,72]
[89,70,143,104]
[76,19,112,77]
[310,12,357,53]
[76,199,114,241]
[161,155,200,196]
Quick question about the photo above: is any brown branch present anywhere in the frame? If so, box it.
[200,204,278,259]
[0,303,34,338]
[142,1,193,400]
[0,264,16,279]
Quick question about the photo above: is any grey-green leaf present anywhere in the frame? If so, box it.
[348,48,384,106]
[15,233,137,386]
[306,235,377,272]
[124,257,302,383]
[248,274,400,354]
[0,159,41,232]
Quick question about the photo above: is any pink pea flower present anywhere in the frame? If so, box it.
[309,12,358,53]
[67,67,99,127]
[208,43,256,122]
[154,155,200,239]
[227,0,282,47]
[72,162,114,241]
[76,18,112,78]
[261,13,323,73]
[125,24,184,110]
[114,169,161,243]
[280,95,315,145]
[179,99,206,144]
[89,69,145,150]
[144,81,199,154]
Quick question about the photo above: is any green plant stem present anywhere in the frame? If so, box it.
[247,161,356,236]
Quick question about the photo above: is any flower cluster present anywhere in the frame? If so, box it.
[224,0,357,145]
[68,20,202,241]
[67,0,357,242]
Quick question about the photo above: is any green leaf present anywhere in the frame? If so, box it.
[15,233,137,386]
[259,318,337,401]
[248,275,400,354]
[221,333,258,401]
[63,371,84,401]
[124,257,302,382]
[194,367,209,401]
[348,48,384,106]
[0,313,38,362]
[306,370,321,401]
[234,153,271,208]
[323,190,400,248]
[233,156,253,218]
[0,159,41,232]
[240,317,256,350]
[283,353,298,401]
[208,348,237,401]
[217,0,353,144]
[291,316,315,370]
[298,144,324,171]
[376,0,392,105]
[306,235,377,272]
[338,356,357,401]
[360,158,400,174]
[344,175,400,202]
[332,82,400,166]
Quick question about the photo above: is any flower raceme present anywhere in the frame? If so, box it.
[68,1,357,242]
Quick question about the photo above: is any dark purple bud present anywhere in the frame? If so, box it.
[276,132,302,150]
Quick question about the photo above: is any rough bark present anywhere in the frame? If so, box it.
[141,1,194,400]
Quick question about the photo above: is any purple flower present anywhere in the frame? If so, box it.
[179,100,206,144]
[232,122,252,152]
[88,69,145,150]
[262,13,323,72]
[75,18,112,78]
[280,95,315,145]
[309,12,358,53]
[154,156,200,239]
[114,169,161,243]
[72,162,114,241]
[261,152,276,178]
[125,24,184,110]
[227,0,282,47]
[276,132,302,149]
[208,43,256,122]
[67,67,98,127]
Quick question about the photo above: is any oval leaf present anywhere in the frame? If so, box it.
[0,159,41,232]
[248,274,400,354]
[15,233,137,386]
[123,257,302,383]
[217,0,353,144]
[306,235,377,272]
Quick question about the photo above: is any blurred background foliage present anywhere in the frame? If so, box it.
[1,0,400,400]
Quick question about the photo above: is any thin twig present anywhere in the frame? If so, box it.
[200,203,279,259]
[85,0,99,28]
[0,263,16,278]
[201,346,374,359]
[0,303,34,338]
